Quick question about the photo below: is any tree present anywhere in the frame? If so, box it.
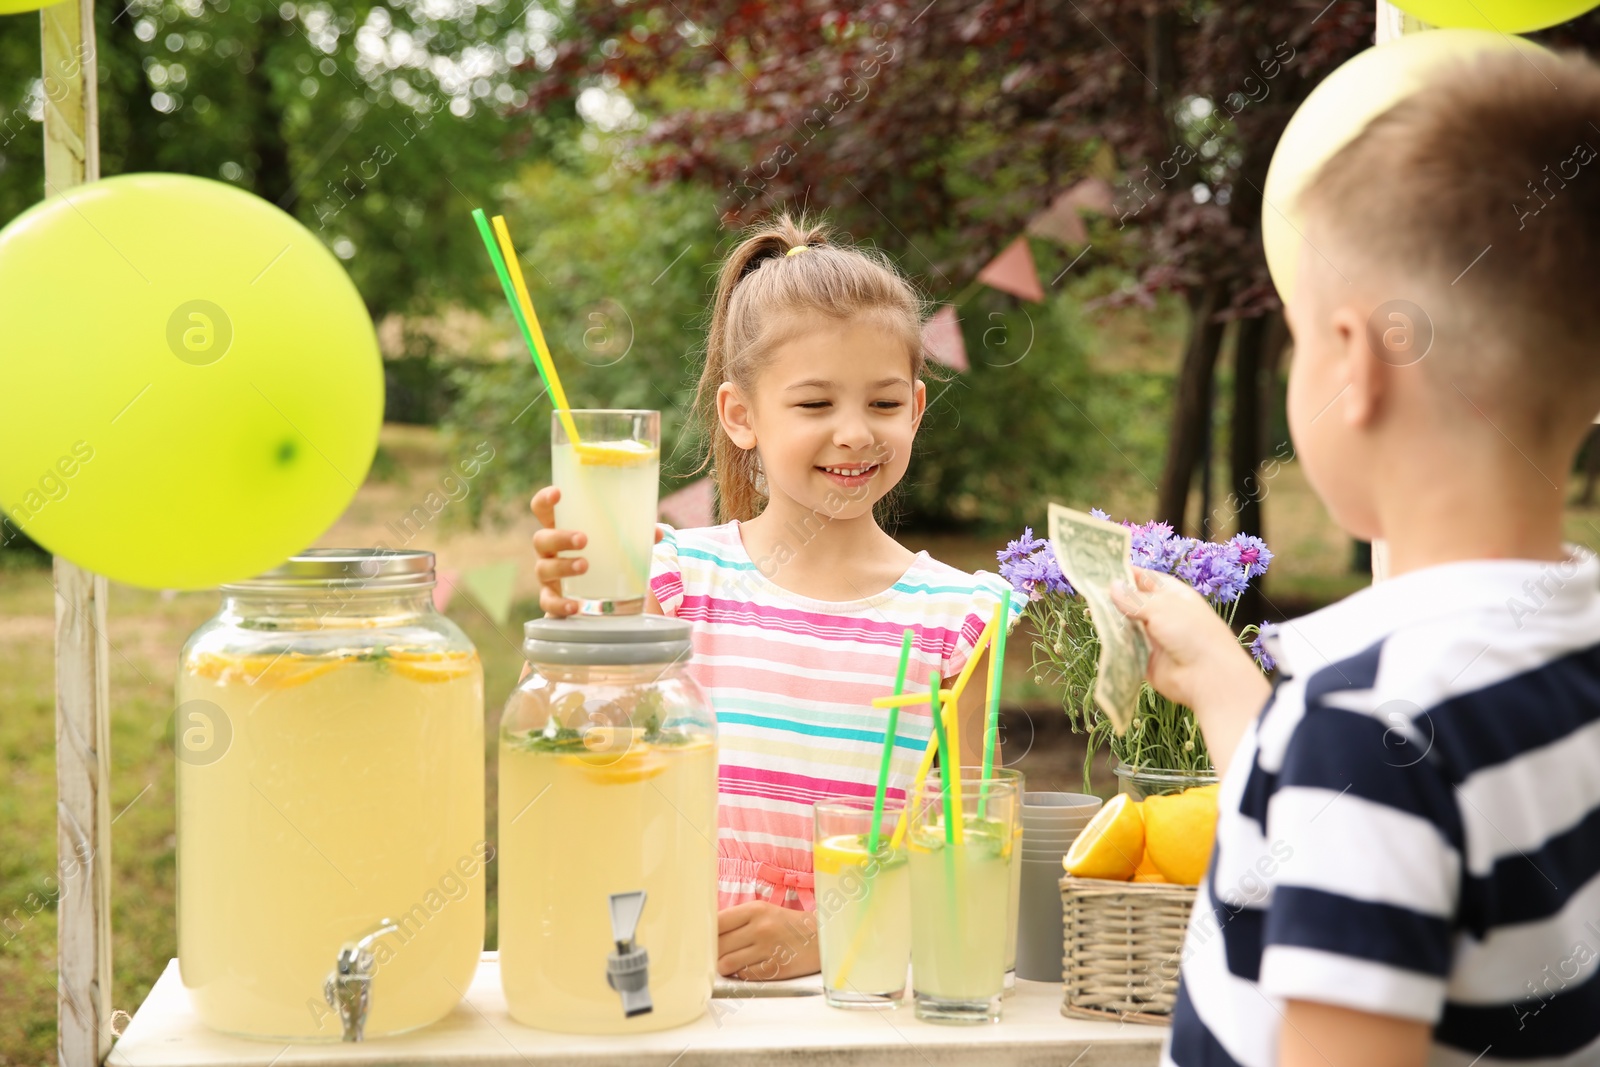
[516,1,1374,551]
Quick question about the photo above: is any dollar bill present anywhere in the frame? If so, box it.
[1047,503,1150,736]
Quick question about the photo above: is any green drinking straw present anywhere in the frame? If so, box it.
[929,672,957,846]
[469,209,578,444]
[867,629,915,856]
[979,589,1012,818]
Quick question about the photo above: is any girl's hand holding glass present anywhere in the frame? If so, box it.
[529,485,663,617]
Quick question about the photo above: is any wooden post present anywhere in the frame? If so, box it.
[42,2,112,1065]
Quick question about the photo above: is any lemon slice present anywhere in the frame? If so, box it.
[1142,784,1219,886]
[185,651,345,689]
[573,440,658,467]
[558,742,668,784]
[1063,793,1145,880]
[814,833,872,876]
[385,649,480,683]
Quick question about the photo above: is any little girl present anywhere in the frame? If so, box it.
[530,214,1020,980]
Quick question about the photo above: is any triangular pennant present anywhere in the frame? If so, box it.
[433,568,461,612]
[976,236,1045,303]
[462,559,518,625]
[922,304,968,371]
[1026,178,1114,247]
[658,477,715,529]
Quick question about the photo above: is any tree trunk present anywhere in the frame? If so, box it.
[1158,282,1228,533]
[1229,308,1284,625]
[244,30,293,208]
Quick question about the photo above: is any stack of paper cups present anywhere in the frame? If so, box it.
[1016,792,1102,982]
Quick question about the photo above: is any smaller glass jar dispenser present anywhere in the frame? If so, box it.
[498,614,717,1034]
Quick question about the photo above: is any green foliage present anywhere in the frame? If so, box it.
[902,290,1099,530]
[441,156,724,522]
[0,0,577,318]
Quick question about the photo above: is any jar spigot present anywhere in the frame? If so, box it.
[323,918,399,1041]
[605,891,652,1018]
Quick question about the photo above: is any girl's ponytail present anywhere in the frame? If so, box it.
[693,211,925,524]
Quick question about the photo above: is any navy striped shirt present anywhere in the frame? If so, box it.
[1166,549,1600,1067]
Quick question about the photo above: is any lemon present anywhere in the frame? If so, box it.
[574,440,658,467]
[1063,793,1145,880]
[1142,784,1220,886]
[1132,852,1167,883]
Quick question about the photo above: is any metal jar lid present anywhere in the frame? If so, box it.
[522,614,692,667]
[220,549,436,592]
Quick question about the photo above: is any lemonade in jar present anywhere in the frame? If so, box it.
[175,550,484,1041]
[499,614,717,1034]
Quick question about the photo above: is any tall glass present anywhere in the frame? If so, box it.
[908,777,1017,1024]
[551,409,660,615]
[930,766,1023,995]
[814,799,911,1009]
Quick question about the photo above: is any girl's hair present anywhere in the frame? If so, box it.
[695,211,927,523]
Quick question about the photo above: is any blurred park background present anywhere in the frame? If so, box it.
[5,1,1600,1060]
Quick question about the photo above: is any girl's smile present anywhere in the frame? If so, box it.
[816,462,880,488]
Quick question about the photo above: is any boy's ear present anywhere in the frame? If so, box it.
[1336,302,1385,429]
[717,381,759,450]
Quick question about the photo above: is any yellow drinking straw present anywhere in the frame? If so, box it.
[885,613,998,851]
[472,209,582,450]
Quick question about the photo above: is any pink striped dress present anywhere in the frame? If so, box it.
[649,521,1022,911]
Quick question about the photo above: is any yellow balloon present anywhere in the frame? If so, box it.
[1262,29,1546,303]
[1391,0,1597,33]
[0,0,65,13]
[0,174,383,589]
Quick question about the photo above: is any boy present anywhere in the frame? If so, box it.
[1111,47,1600,1067]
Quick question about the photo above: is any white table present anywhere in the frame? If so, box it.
[110,954,1164,1066]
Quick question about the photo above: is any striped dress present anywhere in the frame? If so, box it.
[650,520,1023,910]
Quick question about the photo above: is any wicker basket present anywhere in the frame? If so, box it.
[1059,875,1197,1024]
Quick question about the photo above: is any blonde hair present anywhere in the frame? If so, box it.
[695,212,927,523]
[1297,48,1600,432]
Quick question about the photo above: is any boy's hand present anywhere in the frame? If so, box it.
[530,486,587,617]
[716,901,820,981]
[1110,568,1270,778]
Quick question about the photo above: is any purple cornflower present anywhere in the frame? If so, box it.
[1129,521,1193,575]
[1230,534,1274,580]
[997,528,1073,599]
[1249,623,1278,672]
[1176,541,1249,604]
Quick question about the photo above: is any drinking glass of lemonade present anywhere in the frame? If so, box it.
[552,409,660,615]
[499,614,717,1034]
[176,550,484,1041]
[908,776,1018,1024]
[814,798,911,1008]
[930,766,1024,996]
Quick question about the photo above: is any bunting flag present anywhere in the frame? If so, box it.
[659,477,715,529]
[432,567,461,612]
[976,236,1045,303]
[922,304,968,371]
[1026,177,1115,246]
[462,559,518,625]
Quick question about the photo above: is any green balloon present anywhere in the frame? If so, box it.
[0,174,382,589]
[1391,0,1597,33]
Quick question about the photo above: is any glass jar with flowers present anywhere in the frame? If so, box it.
[997,510,1276,798]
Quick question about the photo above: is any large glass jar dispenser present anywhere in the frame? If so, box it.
[175,549,484,1040]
